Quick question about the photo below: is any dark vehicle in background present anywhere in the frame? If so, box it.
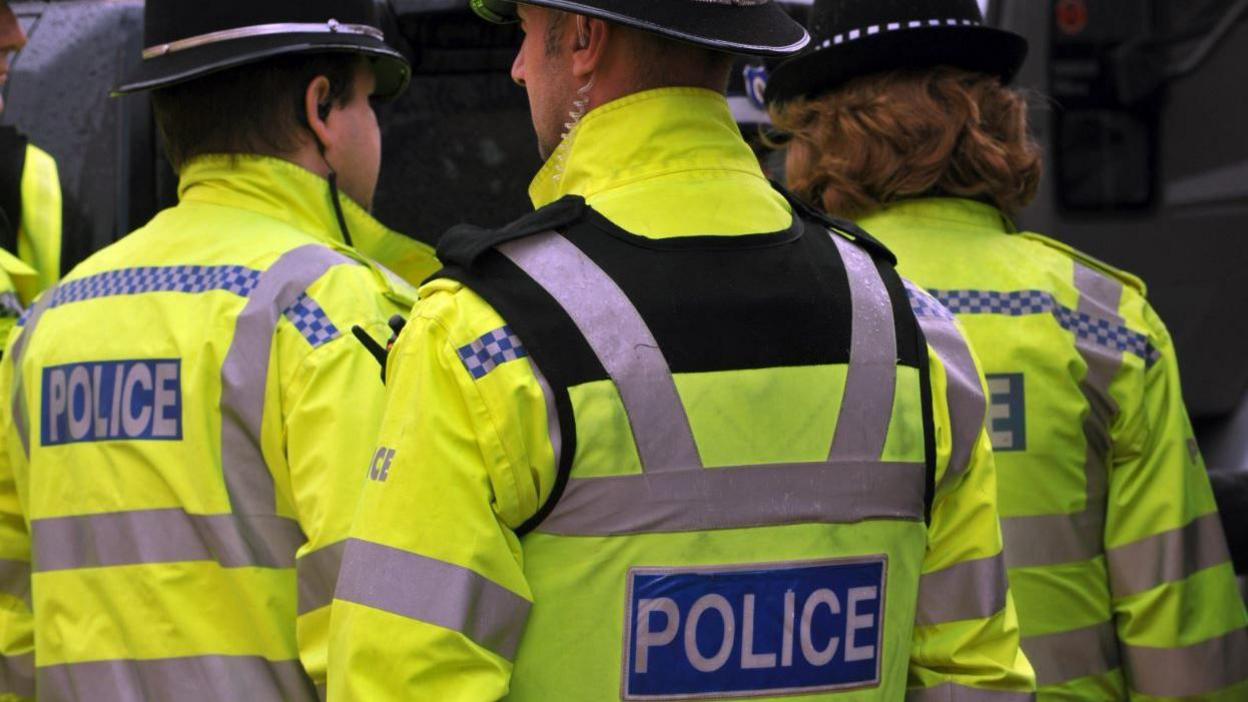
[5,0,1246,572]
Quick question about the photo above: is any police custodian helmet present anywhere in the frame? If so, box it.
[113,0,410,100]
[472,0,810,57]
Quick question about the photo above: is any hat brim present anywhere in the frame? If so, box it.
[765,25,1028,104]
[476,0,810,57]
[112,33,411,100]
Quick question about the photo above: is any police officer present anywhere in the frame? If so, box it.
[328,0,1034,699]
[0,0,438,698]
[0,0,67,345]
[766,0,1248,698]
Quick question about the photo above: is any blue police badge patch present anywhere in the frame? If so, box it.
[623,557,886,700]
[41,360,182,446]
[742,64,769,111]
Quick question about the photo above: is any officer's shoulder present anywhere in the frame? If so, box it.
[437,196,587,269]
[779,185,898,266]
[1018,231,1147,297]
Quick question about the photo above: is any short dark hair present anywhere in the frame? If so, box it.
[151,53,363,172]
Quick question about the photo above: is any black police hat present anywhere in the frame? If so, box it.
[765,0,1028,104]
[113,0,411,100]
[471,0,810,57]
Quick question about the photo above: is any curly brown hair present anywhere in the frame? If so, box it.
[771,66,1042,219]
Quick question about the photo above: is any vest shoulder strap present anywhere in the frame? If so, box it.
[436,196,587,269]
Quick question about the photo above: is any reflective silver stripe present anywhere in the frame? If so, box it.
[912,296,985,485]
[915,553,1008,626]
[538,461,927,536]
[31,509,303,572]
[1023,620,1119,687]
[9,293,55,459]
[1122,627,1248,697]
[1107,512,1233,598]
[0,558,30,601]
[499,232,701,473]
[221,245,355,516]
[143,21,384,59]
[37,655,316,702]
[0,653,34,698]
[1000,266,1124,569]
[334,539,530,661]
[297,540,347,615]
[1000,510,1101,570]
[828,233,896,462]
[906,683,1035,701]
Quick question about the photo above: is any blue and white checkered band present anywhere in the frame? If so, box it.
[815,18,982,50]
[908,286,1163,367]
[457,326,529,380]
[283,293,341,349]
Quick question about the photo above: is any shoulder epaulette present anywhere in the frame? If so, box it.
[1019,232,1147,297]
[437,196,587,268]
[771,182,898,266]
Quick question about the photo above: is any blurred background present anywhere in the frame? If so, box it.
[3,0,1246,567]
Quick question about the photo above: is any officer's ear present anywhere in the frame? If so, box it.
[570,16,608,83]
[303,75,336,150]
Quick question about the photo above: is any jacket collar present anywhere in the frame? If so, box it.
[529,87,770,210]
[178,154,403,251]
[859,197,1016,234]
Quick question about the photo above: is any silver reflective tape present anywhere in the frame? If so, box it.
[1023,620,1119,687]
[538,461,927,537]
[221,245,354,516]
[0,652,33,698]
[334,539,531,661]
[915,553,1008,626]
[499,232,701,473]
[9,293,55,459]
[1000,510,1102,569]
[297,540,347,615]
[1123,626,1248,697]
[143,21,384,59]
[906,682,1035,701]
[828,234,897,462]
[1072,263,1123,525]
[1107,512,1233,599]
[38,655,317,702]
[913,304,985,486]
[0,558,30,601]
[31,509,304,572]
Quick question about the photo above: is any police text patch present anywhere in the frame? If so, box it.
[42,360,182,446]
[623,557,886,700]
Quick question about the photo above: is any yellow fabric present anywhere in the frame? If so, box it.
[329,89,1033,699]
[16,144,62,299]
[0,154,432,699]
[860,197,1248,700]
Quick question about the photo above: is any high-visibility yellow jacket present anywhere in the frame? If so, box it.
[0,154,437,701]
[328,88,1034,701]
[0,251,35,351]
[14,144,64,298]
[860,198,1248,701]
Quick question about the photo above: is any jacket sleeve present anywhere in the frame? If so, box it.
[278,272,418,695]
[1105,301,1248,701]
[0,327,34,701]
[327,285,551,701]
[906,295,1036,700]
